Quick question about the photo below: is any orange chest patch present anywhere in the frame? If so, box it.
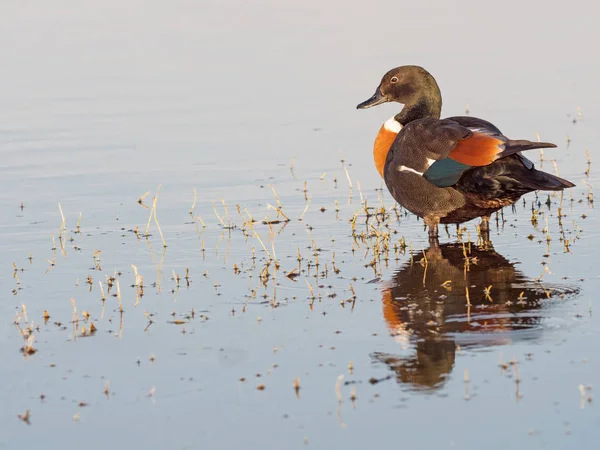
[373,125,399,177]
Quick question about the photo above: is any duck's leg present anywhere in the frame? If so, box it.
[479,215,492,247]
[424,216,440,240]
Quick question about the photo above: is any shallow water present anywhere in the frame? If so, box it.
[2,1,600,449]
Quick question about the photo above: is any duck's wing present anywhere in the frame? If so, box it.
[455,154,575,200]
[445,116,538,171]
[445,116,503,135]
[415,118,558,188]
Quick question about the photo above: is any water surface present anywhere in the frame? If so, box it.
[1,1,599,449]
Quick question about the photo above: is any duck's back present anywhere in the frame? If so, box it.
[383,116,574,224]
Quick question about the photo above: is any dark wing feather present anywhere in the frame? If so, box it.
[456,155,575,200]
[516,153,534,170]
[445,116,503,135]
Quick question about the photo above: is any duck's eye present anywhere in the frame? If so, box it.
[390,76,399,83]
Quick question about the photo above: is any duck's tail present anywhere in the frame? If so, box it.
[524,169,575,191]
[461,154,575,199]
[496,141,575,191]
[514,154,575,191]
[497,140,558,163]
[503,139,557,153]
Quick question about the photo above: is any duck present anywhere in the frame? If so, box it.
[357,65,575,239]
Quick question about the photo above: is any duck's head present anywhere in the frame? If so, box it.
[356,65,441,117]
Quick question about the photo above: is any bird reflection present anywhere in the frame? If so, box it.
[372,242,578,391]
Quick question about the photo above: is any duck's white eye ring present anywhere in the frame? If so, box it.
[390,76,399,83]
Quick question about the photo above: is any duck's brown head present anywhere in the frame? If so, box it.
[357,65,442,123]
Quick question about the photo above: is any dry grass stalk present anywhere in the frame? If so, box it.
[116,280,123,312]
[190,188,197,215]
[343,164,352,189]
[138,191,150,208]
[253,230,273,260]
[299,196,311,221]
[57,203,67,256]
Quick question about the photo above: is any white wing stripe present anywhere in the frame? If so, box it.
[397,165,424,176]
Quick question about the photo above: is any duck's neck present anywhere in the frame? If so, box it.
[395,97,442,126]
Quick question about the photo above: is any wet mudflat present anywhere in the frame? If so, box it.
[2,1,600,449]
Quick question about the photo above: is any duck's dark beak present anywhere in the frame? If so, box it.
[356,88,388,109]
